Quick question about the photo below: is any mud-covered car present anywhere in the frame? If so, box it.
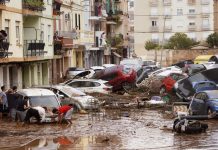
[91,65,136,91]
[174,68,218,101]
[160,73,187,94]
[35,85,100,110]
[189,90,218,116]
[17,88,60,123]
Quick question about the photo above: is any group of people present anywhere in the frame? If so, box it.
[0,85,75,125]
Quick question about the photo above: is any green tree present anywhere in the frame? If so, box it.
[206,32,218,48]
[164,33,195,49]
[145,41,159,50]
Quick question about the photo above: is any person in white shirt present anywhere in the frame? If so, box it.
[24,106,46,124]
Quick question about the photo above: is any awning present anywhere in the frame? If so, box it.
[106,21,117,25]
[113,52,121,58]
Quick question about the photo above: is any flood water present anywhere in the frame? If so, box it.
[1,109,218,150]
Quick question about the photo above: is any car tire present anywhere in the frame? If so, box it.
[160,86,166,95]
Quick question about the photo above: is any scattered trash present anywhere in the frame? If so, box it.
[146,96,166,105]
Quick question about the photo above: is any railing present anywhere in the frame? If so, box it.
[163,0,171,6]
[54,40,62,55]
[23,40,46,57]
[23,0,46,11]
[0,41,12,58]
[0,0,10,5]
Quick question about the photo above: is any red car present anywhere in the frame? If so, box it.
[160,73,187,94]
[92,65,136,91]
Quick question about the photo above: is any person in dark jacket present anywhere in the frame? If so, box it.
[7,89,18,121]
[16,96,30,122]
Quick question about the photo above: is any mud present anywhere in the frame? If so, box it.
[0,108,218,150]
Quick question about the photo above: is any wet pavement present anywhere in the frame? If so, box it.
[0,109,218,150]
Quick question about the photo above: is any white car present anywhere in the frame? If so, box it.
[90,66,105,71]
[148,66,182,77]
[17,88,61,123]
[62,79,112,94]
[36,85,99,110]
[103,64,116,68]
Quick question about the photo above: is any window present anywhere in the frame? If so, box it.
[152,20,157,26]
[189,9,195,14]
[78,14,81,30]
[47,25,51,44]
[195,93,202,99]
[189,22,195,26]
[40,24,44,41]
[202,6,209,13]
[69,81,81,87]
[164,7,171,16]
[177,9,183,15]
[202,19,209,26]
[151,33,159,43]
[75,13,78,28]
[5,19,10,42]
[15,21,20,44]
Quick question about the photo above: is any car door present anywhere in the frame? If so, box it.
[190,93,205,115]
[68,81,85,92]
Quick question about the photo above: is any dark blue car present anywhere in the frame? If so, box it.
[189,90,218,115]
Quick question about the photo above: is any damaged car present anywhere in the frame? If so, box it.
[35,85,99,110]
[91,65,136,91]
[174,68,218,101]
[62,79,112,94]
[189,90,218,116]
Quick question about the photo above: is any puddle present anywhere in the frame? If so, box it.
[12,135,121,150]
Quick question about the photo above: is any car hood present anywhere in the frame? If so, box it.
[71,95,99,107]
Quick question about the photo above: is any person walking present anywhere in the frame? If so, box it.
[0,85,8,119]
[7,88,18,121]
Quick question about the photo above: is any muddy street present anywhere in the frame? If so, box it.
[0,108,218,150]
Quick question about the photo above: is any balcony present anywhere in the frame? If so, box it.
[187,13,196,18]
[57,31,74,49]
[53,39,62,55]
[150,0,158,6]
[106,34,124,47]
[188,0,196,5]
[202,25,210,31]
[164,26,172,32]
[23,0,46,12]
[0,41,12,58]
[163,0,171,6]
[150,26,159,32]
[53,0,62,16]
[188,25,196,31]
[23,40,46,57]
[201,0,209,5]
[201,12,210,17]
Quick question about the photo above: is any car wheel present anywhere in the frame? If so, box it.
[207,108,213,116]
[160,86,166,95]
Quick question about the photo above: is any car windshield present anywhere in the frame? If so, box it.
[194,82,216,90]
[61,86,86,97]
[29,96,59,108]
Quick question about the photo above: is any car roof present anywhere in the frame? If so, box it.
[66,79,108,83]
[17,88,55,96]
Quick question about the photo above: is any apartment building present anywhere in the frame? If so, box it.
[134,0,214,57]
[0,0,73,88]
[128,0,134,57]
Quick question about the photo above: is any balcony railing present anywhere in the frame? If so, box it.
[163,0,171,6]
[0,0,10,5]
[0,41,12,58]
[188,25,196,31]
[150,0,158,6]
[201,12,210,17]
[23,0,46,11]
[54,39,62,55]
[202,25,210,30]
[201,0,209,5]
[23,40,46,57]
[150,26,159,32]
[188,0,196,5]
[188,13,196,18]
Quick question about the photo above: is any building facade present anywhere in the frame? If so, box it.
[134,0,214,57]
